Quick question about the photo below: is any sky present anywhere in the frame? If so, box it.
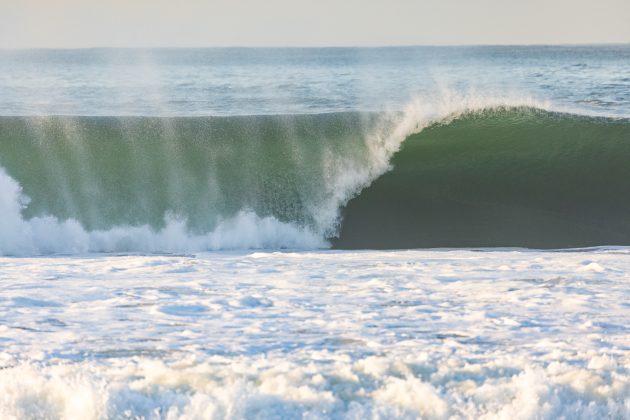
[1,0,629,49]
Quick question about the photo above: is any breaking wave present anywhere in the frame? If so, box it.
[2,94,629,254]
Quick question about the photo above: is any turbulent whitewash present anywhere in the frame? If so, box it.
[1,249,629,419]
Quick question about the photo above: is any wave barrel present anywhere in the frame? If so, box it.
[334,108,630,249]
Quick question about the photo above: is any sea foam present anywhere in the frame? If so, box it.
[0,249,628,418]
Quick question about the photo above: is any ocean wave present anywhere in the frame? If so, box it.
[2,93,628,255]
[335,106,630,249]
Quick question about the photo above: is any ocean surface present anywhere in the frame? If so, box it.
[0,46,629,419]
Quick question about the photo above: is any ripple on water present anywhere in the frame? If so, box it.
[159,304,209,317]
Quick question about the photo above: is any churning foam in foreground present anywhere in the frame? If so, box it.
[0,249,628,418]
[2,351,627,419]
[0,92,551,255]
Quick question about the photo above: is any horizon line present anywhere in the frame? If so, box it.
[1,42,629,51]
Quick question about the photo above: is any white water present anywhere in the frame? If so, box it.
[0,249,628,419]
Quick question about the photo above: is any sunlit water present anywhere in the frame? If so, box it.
[1,46,629,117]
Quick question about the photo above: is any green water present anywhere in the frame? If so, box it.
[2,108,630,249]
[335,108,630,248]
[0,114,378,235]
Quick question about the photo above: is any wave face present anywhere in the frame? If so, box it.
[0,114,372,230]
[0,112,411,255]
[2,103,630,255]
[335,107,630,249]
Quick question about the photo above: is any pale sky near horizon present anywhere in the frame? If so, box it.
[1,0,629,49]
